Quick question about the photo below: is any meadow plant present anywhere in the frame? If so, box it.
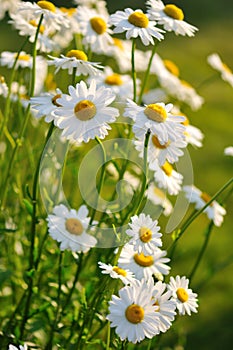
[0,0,232,349]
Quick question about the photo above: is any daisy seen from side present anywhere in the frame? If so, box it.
[168,275,198,316]
[47,204,97,253]
[207,53,233,87]
[0,76,8,98]
[98,262,135,285]
[147,183,173,216]
[52,79,119,143]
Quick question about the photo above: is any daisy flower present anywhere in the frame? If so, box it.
[126,213,162,255]
[147,0,198,37]
[142,88,168,105]
[98,261,135,285]
[147,183,173,216]
[75,6,113,54]
[47,204,97,253]
[47,50,103,77]
[52,80,119,143]
[151,160,183,196]
[0,76,8,98]
[110,8,164,46]
[207,53,233,87]
[74,0,109,17]
[118,243,170,281]
[30,88,63,123]
[107,279,160,343]
[168,276,198,316]
[0,0,20,19]
[124,100,186,146]
[148,279,176,333]
[224,146,233,157]
[0,51,32,69]
[183,185,226,227]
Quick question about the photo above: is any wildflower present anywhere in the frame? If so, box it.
[47,204,97,253]
[98,262,135,285]
[107,279,160,343]
[207,53,233,87]
[47,50,103,76]
[52,80,119,143]
[183,185,226,226]
[74,0,109,16]
[0,0,20,19]
[110,8,164,46]
[0,76,8,98]
[0,51,32,69]
[126,213,162,255]
[147,183,173,216]
[124,100,185,146]
[224,146,233,157]
[147,0,198,37]
[118,243,170,281]
[168,276,198,315]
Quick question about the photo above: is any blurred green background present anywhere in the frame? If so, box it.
[0,1,233,349]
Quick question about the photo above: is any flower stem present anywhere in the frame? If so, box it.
[106,321,111,350]
[131,39,137,102]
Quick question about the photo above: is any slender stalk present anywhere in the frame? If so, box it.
[106,321,111,350]
[189,221,214,283]
[131,39,137,102]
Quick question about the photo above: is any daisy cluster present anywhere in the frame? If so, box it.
[0,0,231,347]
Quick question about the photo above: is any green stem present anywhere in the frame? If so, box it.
[106,321,111,350]
[131,39,137,102]
[137,43,158,105]
[189,221,214,283]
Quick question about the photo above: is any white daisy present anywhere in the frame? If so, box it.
[148,279,176,333]
[224,146,233,157]
[74,0,109,17]
[8,344,27,350]
[47,204,97,253]
[0,76,8,98]
[0,51,32,69]
[151,160,183,196]
[126,213,162,255]
[147,0,198,37]
[0,0,20,19]
[183,185,226,227]
[30,88,63,123]
[110,8,164,46]
[98,262,135,285]
[147,183,173,216]
[47,50,103,77]
[207,53,233,87]
[168,276,198,316]
[124,100,186,146]
[52,80,119,143]
[91,66,137,100]
[107,279,160,343]
[75,6,113,54]
[118,243,170,281]
[142,88,168,105]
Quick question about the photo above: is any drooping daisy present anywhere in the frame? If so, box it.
[47,204,97,253]
[147,0,198,37]
[168,276,198,316]
[75,6,113,54]
[148,279,176,333]
[0,76,8,98]
[107,279,160,343]
[151,160,183,196]
[147,182,173,216]
[30,88,63,123]
[110,8,164,46]
[0,51,32,69]
[124,100,186,145]
[183,185,226,227]
[126,213,162,255]
[52,80,119,143]
[224,146,233,157]
[8,344,27,350]
[47,50,103,76]
[98,261,135,285]
[118,243,170,281]
[207,53,233,87]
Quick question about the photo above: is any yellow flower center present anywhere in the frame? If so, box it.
[90,17,107,34]
[60,7,76,16]
[153,299,160,311]
[180,79,192,88]
[65,218,83,235]
[163,4,184,21]
[0,76,5,84]
[104,73,123,86]
[74,100,97,121]
[113,38,124,51]
[144,104,167,123]
[153,187,166,199]
[134,253,154,267]
[51,94,62,107]
[161,161,173,176]
[152,134,170,149]
[128,11,149,28]
[66,50,88,61]
[37,0,56,13]
[16,54,31,61]
[176,287,189,303]
[29,19,45,33]
[163,59,180,77]
[112,266,127,277]
[139,227,152,243]
[222,63,232,74]
[182,115,189,126]
[201,191,212,204]
[45,73,57,91]
[125,304,144,324]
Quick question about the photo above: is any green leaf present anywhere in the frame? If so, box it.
[22,198,33,216]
